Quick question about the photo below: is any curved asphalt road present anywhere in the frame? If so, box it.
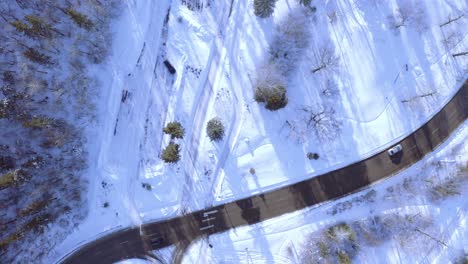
[58,80,467,264]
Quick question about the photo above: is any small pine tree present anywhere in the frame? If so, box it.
[23,48,52,65]
[317,241,329,258]
[163,121,185,139]
[298,0,312,6]
[161,142,181,163]
[25,15,46,30]
[10,20,30,34]
[65,8,93,30]
[22,116,52,129]
[338,252,351,264]
[254,0,278,18]
[25,15,52,38]
[206,118,225,142]
[10,15,52,38]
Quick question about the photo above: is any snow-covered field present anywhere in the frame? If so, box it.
[50,0,467,262]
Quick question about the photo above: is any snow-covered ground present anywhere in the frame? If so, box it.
[51,0,467,261]
[49,0,172,260]
[180,121,468,263]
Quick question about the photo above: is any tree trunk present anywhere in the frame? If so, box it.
[312,64,326,73]
[452,51,468,58]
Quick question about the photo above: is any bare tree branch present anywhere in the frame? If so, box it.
[439,14,464,27]
[401,91,437,103]
[311,43,339,74]
[301,106,341,141]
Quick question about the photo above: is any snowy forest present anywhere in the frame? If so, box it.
[0,0,119,262]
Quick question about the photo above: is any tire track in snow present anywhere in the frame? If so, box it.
[206,0,246,205]
[100,0,153,227]
[181,0,242,210]
[104,0,171,226]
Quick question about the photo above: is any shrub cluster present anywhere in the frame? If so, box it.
[313,223,358,264]
[161,121,185,163]
[254,8,311,111]
[307,152,319,160]
[254,85,288,110]
[141,183,152,191]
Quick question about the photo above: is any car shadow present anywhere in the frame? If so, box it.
[390,151,404,164]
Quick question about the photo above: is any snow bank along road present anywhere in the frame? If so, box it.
[58,80,467,264]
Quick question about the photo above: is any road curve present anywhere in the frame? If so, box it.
[58,80,467,264]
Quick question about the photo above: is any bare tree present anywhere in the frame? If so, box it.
[301,106,341,141]
[401,91,437,103]
[269,7,311,75]
[322,79,339,97]
[387,3,428,33]
[282,119,309,143]
[388,6,412,30]
[441,25,466,57]
[310,42,339,74]
[327,10,337,24]
[401,90,438,116]
[255,63,285,90]
[442,29,462,50]
[282,105,342,142]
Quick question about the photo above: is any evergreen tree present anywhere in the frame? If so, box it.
[161,142,181,163]
[254,0,278,18]
[65,8,94,30]
[163,121,185,139]
[14,15,52,38]
[23,48,52,65]
[10,20,30,34]
[11,15,53,38]
[206,118,225,141]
